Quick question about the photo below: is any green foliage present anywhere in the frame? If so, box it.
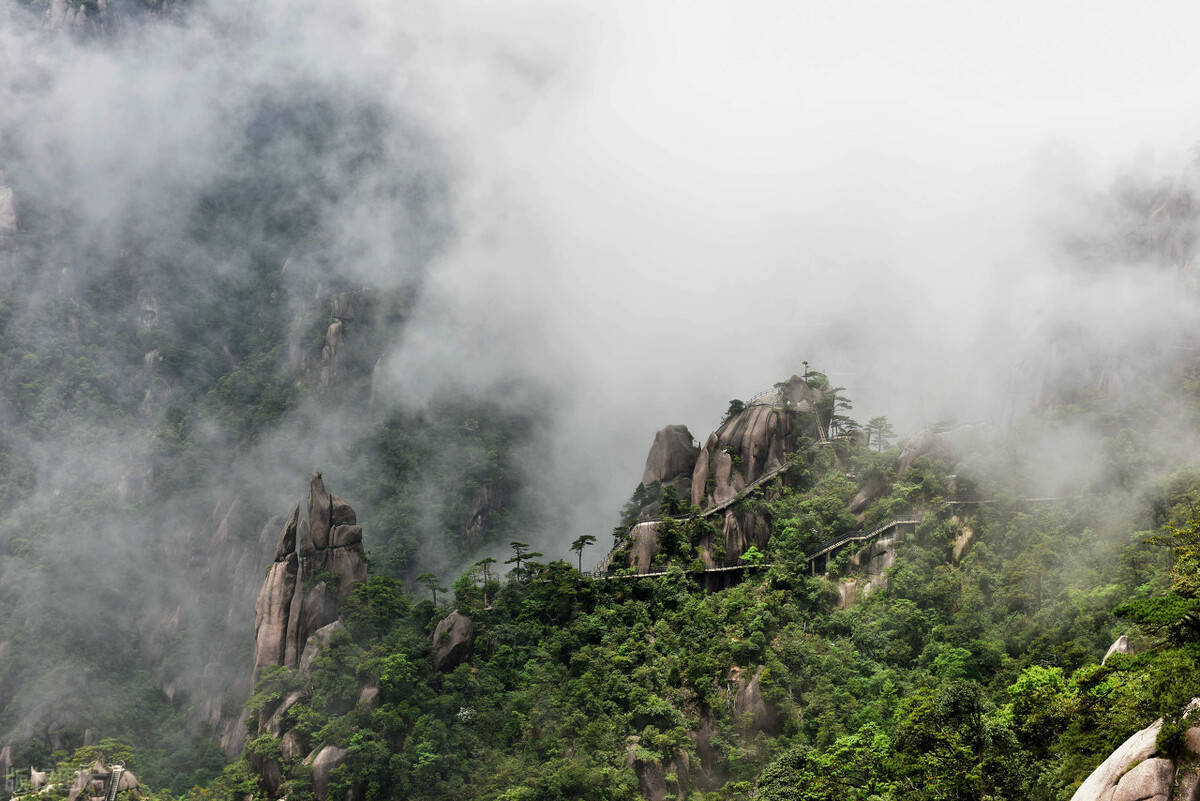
[722,400,746,425]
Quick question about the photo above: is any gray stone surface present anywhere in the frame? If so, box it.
[432,611,475,671]
[641,425,699,487]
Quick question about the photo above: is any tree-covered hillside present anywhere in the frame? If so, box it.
[70,372,1194,801]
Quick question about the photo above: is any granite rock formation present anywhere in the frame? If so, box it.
[1070,701,1200,801]
[249,475,367,800]
[432,611,475,671]
[691,377,823,510]
[253,473,367,682]
[642,425,699,487]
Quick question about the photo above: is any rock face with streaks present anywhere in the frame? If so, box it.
[836,532,904,609]
[691,377,823,510]
[253,474,367,682]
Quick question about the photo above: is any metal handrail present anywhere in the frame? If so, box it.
[584,559,773,581]
[806,517,924,562]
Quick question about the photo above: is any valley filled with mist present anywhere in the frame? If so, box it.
[5,1,1200,800]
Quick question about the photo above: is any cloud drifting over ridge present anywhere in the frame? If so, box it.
[6,0,1200,552]
[380,1,1200,535]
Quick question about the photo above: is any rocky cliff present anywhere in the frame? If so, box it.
[248,474,367,800]
[690,376,823,510]
[253,473,367,682]
[641,425,700,503]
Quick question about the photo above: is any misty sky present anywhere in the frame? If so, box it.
[384,1,1200,545]
[6,0,1200,555]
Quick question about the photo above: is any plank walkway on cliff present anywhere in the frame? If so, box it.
[805,518,925,563]
[583,560,772,581]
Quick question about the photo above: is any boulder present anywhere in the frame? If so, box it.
[1103,635,1131,664]
[299,621,345,674]
[66,768,90,801]
[432,611,475,671]
[1069,705,1200,801]
[719,508,769,564]
[626,521,662,571]
[30,768,46,790]
[310,745,348,800]
[280,730,306,762]
[641,425,699,487]
[116,771,138,792]
[330,495,356,526]
[329,524,362,548]
[691,398,806,509]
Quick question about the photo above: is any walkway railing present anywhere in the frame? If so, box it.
[806,517,924,562]
[584,559,772,581]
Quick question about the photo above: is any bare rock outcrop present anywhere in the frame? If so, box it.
[847,475,885,517]
[247,476,367,799]
[714,509,770,566]
[692,406,790,509]
[836,527,907,608]
[1070,701,1200,801]
[952,522,974,564]
[432,611,475,671]
[730,666,777,734]
[253,474,367,682]
[461,481,513,541]
[642,425,699,487]
[624,739,691,801]
[1103,635,1131,664]
[309,745,348,800]
[691,377,822,510]
[626,521,663,571]
[299,621,345,675]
